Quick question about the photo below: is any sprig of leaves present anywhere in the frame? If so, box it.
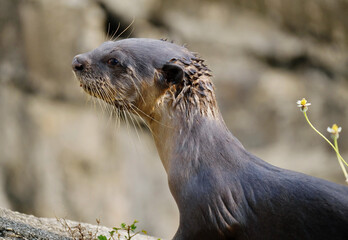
[97,220,158,240]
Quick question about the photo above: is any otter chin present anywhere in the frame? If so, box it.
[72,38,348,240]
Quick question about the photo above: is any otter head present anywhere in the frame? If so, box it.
[72,38,217,121]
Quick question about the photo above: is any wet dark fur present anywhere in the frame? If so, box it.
[162,57,218,120]
[72,38,348,240]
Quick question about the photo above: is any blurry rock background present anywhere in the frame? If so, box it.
[0,0,347,239]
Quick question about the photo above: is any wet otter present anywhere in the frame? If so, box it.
[72,38,348,240]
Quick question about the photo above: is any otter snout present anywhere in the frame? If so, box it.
[72,55,89,72]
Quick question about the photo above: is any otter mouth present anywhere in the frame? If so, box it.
[74,73,129,109]
[75,73,109,98]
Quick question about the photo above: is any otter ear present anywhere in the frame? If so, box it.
[162,63,184,84]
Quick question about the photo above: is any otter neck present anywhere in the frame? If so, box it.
[147,105,244,175]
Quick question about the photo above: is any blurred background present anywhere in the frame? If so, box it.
[0,0,348,238]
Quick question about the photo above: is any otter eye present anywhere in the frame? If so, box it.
[107,58,119,66]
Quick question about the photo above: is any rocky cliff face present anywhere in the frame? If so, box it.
[0,0,347,239]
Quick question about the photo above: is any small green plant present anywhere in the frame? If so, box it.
[60,217,160,240]
[297,98,348,183]
[327,123,348,181]
[97,220,159,240]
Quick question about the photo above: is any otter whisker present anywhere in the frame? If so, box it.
[128,103,155,136]
[114,18,135,41]
[95,83,113,117]
[122,108,130,133]
[85,81,98,113]
[98,85,113,110]
[130,104,172,129]
[85,94,95,111]
[125,23,135,39]
[109,22,121,41]
[105,22,111,42]
[99,87,114,124]
[123,103,142,142]
[103,90,119,124]
[124,103,142,131]
[115,105,121,129]
[118,98,133,130]
[112,105,120,130]
[80,78,123,128]
[103,86,122,118]
[127,68,146,104]
[105,88,119,123]
[93,85,107,116]
[96,92,111,118]
[103,86,121,130]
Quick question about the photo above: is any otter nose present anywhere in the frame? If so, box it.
[72,55,88,72]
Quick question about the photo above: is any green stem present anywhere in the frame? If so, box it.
[127,226,131,240]
[303,112,348,167]
[334,137,348,182]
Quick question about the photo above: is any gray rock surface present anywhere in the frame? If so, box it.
[0,0,347,239]
[0,207,160,240]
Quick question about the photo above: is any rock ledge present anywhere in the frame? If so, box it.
[0,208,160,240]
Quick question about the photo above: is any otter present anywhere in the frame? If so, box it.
[72,38,348,240]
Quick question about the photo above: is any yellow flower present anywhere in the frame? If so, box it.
[327,124,342,139]
[296,98,311,112]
